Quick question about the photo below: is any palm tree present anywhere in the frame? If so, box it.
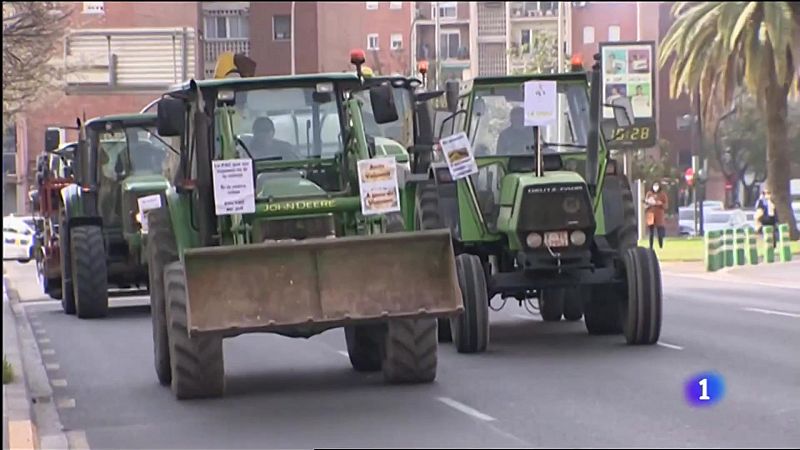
[659,2,800,238]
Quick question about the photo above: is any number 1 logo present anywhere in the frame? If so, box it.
[685,372,724,407]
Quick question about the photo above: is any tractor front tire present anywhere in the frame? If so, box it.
[164,262,225,399]
[584,296,623,335]
[562,287,584,321]
[59,214,75,315]
[345,325,385,372]
[415,181,453,343]
[71,225,108,319]
[452,254,489,354]
[621,247,662,345]
[147,206,179,386]
[538,289,564,322]
[382,318,438,383]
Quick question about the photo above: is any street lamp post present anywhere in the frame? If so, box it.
[290,1,296,75]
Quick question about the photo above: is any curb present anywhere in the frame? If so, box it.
[3,276,69,450]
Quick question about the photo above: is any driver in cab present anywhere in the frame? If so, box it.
[248,117,295,160]
[496,106,533,155]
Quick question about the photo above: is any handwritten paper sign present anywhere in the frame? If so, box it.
[212,159,255,216]
[524,80,557,127]
[136,194,162,233]
[357,157,401,216]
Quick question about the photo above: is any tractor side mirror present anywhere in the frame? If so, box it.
[369,83,399,124]
[445,80,459,113]
[45,128,61,153]
[157,97,186,137]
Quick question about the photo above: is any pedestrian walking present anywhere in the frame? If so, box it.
[754,188,779,247]
[645,182,668,249]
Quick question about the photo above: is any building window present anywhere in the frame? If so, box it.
[391,33,403,50]
[273,15,291,40]
[389,2,402,9]
[205,15,249,39]
[2,125,16,177]
[521,29,532,52]
[437,2,457,19]
[608,25,621,42]
[366,2,379,10]
[583,26,595,44]
[82,2,104,14]
[367,33,380,50]
[440,30,460,59]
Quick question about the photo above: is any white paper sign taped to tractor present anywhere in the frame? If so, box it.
[211,159,256,216]
[357,157,401,216]
[136,194,162,233]
[523,80,557,126]
[439,131,479,181]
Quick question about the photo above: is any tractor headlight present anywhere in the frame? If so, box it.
[570,230,586,246]
[526,232,543,248]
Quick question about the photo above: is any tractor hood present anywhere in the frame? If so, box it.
[121,174,170,193]
[373,137,409,165]
[256,171,327,200]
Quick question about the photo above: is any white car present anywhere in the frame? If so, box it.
[700,209,749,234]
[678,204,725,236]
[3,216,36,263]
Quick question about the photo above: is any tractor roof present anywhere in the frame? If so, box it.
[85,113,158,129]
[473,72,588,87]
[169,72,362,94]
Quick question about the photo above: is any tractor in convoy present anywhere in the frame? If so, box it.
[32,128,76,300]
[58,114,171,318]
[145,52,461,399]
[421,54,662,352]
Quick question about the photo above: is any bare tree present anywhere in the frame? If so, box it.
[2,2,70,122]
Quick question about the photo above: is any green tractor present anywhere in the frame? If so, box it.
[421,56,662,352]
[59,114,172,318]
[145,53,461,399]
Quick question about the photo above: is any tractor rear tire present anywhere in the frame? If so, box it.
[71,225,108,319]
[164,262,225,399]
[382,318,437,383]
[345,324,385,372]
[452,253,489,354]
[59,214,75,315]
[147,206,178,386]
[621,247,662,345]
[415,181,453,343]
[538,289,565,322]
[48,281,62,301]
[584,296,623,334]
[562,287,584,321]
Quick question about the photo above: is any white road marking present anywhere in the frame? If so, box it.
[51,379,68,387]
[34,328,46,335]
[45,363,60,371]
[436,397,497,422]
[337,351,349,358]
[41,349,56,356]
[743,307,800,318]
[657,342,684,350]
[56,398,76,409]
[38,337,51,344]
[20,299,60,308]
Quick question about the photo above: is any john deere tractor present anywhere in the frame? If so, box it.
[421,55,662,353]
[145,53,460,399]
[59,114,171,318]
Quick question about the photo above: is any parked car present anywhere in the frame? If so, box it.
[700,209,750,234]
[678,204,725,236]
[3,216,36,263]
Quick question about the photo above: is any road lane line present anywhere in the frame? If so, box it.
[337,351,349,358]
[34,328,46,335]
[41,349,55,356]
[56,398,76,409]
[436,397,497,422]
[45,363,60,371]
[743,307,800,318]
[51,379,68,387]
[38,337,51,344]
[19,299,60,308]
[657,342,683,350]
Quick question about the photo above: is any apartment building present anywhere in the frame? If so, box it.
[6,1,199,214]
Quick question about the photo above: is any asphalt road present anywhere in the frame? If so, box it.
[4,260,799,449]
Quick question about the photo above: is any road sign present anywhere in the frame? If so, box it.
[685,167,695,186]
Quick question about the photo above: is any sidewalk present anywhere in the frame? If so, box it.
[661,260,800,290]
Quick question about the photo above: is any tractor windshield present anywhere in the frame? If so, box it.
[226,86,343,161]
[470,82,590,157]
[93,126,168,180]
[353,85,414,148]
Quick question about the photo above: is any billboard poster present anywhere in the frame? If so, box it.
[599,41,657,149]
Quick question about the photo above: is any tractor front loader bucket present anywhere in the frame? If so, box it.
[182,229,462,334]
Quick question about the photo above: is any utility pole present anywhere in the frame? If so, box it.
[434,1,441,90]
[290,1,296,75]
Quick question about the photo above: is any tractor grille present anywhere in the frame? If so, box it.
[258,215,336,241]
[518,184,594,232]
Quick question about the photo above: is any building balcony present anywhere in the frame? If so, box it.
[203,38,250,78]
[510,2,559,19]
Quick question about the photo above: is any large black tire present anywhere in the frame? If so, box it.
[47,279,63,301]
[147,206,178,386]
[345,324,384,372]
[71,225,108,319]
[164,262,225,399]
[59,213,75,315]
[584,296,623,334]
[562,287,584,321]
[621,247,662,345]
[382,318,438,383]
[538,289,564,322]
[452,253,489,353]
[415,181,453,343]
